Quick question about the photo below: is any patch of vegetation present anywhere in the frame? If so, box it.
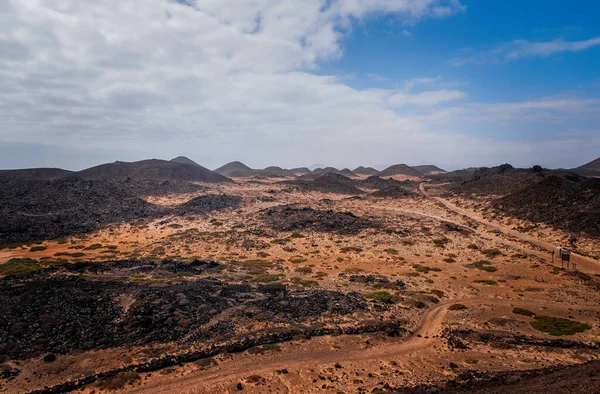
[69,252,86,258]
[365,291,399,304]
[0,258,41,275]
[255,274,283,283]
[295,266,313,274]
[84,243,103,250]
[443,257,456,263]
[430,289,445,298]
[482,248,502,258]
[412,300,427,309]
[289,232,305,238]
[530,316,592,336]
[289,256,307,264]
[433,238,449,248]
[340,246,363,253]
[448,304,468,311]
[384,248,399,255]
[290,277,318,287]
[513,307,536,317]
[467,243,479,250]
[473,279,498,285]
[232,259,273,270]
[465,260,498,272]
[413,264,431,273]
[270,238,289,245]
[246,375,266,384]
[29,245,47,252]
[424,279,434,283]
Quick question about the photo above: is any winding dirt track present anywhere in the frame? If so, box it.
[418,183,600,275]
[130,297,596,394]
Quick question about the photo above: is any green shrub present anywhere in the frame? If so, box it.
[84,243,103,250]
[482,248,502,258]
[413,300,427,309]
[255,274,282,283]
[530,316,592,336]
[0,258,41,275]
[467,243,479,250]
[465,260,498,272]
[384,248,399,255]
[473,279,497,285]
[340,246,363,253]
[513,307,536,317]
[365,291,399,304]
[448,304,468,311]
[295,266,313,274]
[29,246,47,252]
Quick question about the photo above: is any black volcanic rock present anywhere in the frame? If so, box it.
[173,195,243,216]
[451,164,576,197]
[0,168,72,181]
[75,159,230,183]
[495,174,600,237]
[371,185,419,198]
[377,164,423,178]
[0,178,159,246]
[261,205,378,234]
[287,173,365,195]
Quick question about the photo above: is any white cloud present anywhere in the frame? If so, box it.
[450,37,600,66]
[0,0,597,171]
[388,89,466,106]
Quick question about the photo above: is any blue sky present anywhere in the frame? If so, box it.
[0,0,599,170]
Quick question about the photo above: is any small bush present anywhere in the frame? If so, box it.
[433,239,448,248]
[291,277,318,287]
[467,243,479,250]
[84,243,103,250]
[295,266,313,274]
[29,246,47,252]
[255,274,282,283]
[513,307,536,317]
[289,232,305,238]
[530,316,592,336]
[365,291,399,304]
[412,300,427,309]
[384,248,399,255]
[465,260,498,272]
[340,246,363,253]
[482,248,502,258]
[0,258,41,275]
[473,279,497,285]
[448,304,468,311]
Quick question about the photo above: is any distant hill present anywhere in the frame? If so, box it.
[427,169,472,183]
[261,166,296,177]
[170,156,203,167]
[353,166,379,176]
[340,168,357,177]
[214,161,254,177]
[464,167,485,174]
[571,157,600,177]
[75,159,231,183]
[290,167,312,175]
[377,164,423,178]
[412,165,446,175]
[0,168,72,181]
[451,164,578,196]
[298,167,348,180]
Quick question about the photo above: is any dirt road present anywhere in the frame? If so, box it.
[130,297,595,394]
[418,183,600,275]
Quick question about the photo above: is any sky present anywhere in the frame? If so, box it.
[1,0,599,171]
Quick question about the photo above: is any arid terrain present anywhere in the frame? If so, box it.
[1,157,600,393]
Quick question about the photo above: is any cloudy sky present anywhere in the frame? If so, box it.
[1,0,599,171]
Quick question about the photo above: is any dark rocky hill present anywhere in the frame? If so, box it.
[378,164,423,177]
[412,165,446,175]
[0,168,72,181]
[427,169,473,183]
[290,167,312,175]
[0,178,159,246]
[571,156,600,177]
[214,161,254,177]
[75,159,230,183]
[494,174,600,237]
[371,185,419,198]
[451,164,574,197]
[353,166,380,176]
[170,156,203,167]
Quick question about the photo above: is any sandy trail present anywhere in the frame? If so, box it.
[418,183,600,275]
[129,297,594,394]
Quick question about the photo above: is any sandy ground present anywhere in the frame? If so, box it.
[1,177,599,393]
